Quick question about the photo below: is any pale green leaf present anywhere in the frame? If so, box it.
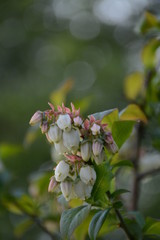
[120,104,147,123]
[91,108,118,120]
[60,205,91,239]
[112,121,135,148]
[89,208,111,240]
[102,109,119,130]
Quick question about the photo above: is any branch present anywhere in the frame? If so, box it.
[106,192,135,240]
[12,200,57,240]
[138,167,160,180]
[115,209,135,240]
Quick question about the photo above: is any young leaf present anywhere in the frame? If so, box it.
[119,104,147,124]
[124,72,144,101]
[90,108,118,121]
[91,162,113,203]
[139,11,160,34]
[112,121,136,148]
[89,208,111,240]
[102,109,119,130]
[142,39,160,68]
[60,205,91,239]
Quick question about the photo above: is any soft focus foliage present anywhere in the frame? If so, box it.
[1,0,160,240]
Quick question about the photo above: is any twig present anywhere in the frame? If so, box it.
[132,123,143,210]
[106,192,135,240]
[138,167,160,180]
[12,200,56,240]
[115,209,135,240]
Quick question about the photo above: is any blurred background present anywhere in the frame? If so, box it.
[0,0,160,239]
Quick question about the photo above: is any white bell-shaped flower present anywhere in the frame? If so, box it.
[73,116,83,126]
[94,150,104,165]
[92,140,103,156]
[48,124,62,143]
[74,180,93,200]
[54,140,68,154]
[80,165,96,185]
[55,161,69,182]
[63,128,80,154]
[81,141,92,162]
[60,181,76,201]
[57,114,71,132]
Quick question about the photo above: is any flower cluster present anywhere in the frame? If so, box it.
[29,103,118,201]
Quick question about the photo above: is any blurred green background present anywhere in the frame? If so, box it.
[0,0,160,239]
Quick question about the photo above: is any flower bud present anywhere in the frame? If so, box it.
[48,176,58,192]
[73,116,83,126]
[48,124,62,143]
[108,141,119,154]
[80,165,96,185]
[54,140,68,154]
[92,140,103,156]
[57,114,71,132]
[60,181,75,201]
[74,180,93,200]
[91,123,100,135]
[94,150,104,165]
[41,121,48,134]
[29,111,43,126]
[81,141,92,162]
[63,129,80,154]
[55,161,69,182]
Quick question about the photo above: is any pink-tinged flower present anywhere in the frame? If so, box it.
[92,140,103,156]
[48,176,58,192]
[48,124,62,143]
[73,116,83,126]
[83,119,90,130]
[63,129,80,154]
[48,102,55,112]
[91,123,101,135]
[94,150,104,165]
[55,161,70,182]
[71,102,80,117]
[57,114,71,132]
[80,141,92,162]
[54,140,68,154]
[107,141,119,154]
[60,181,76,201]
[80,165,96,185]
[41,121,48,134]
[29,111,43,126]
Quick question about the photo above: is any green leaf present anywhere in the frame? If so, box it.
[111,160,134,169]
[60,205,91,239]
[89,208,111,240]
[124,72,144,100]
[91,162,113,203]
[91,108,118,120]
[125,218,143,240]
[143,235,160,240]
[145,223,160,235]
[14,219,33,237]
[120,104,147,124]
[142,39,160,68]
[111,189,130,199]
[0,143,23,159]
[102,109,119,130]
[112,121,136,148]
[139,12,160,34]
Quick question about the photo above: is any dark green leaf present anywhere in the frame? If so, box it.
[111,189,130,199]
[89,208,111,240]
[91,162,113,203]
[112,121,136,148]
[111,160,134,169]
[60,205,91,239]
